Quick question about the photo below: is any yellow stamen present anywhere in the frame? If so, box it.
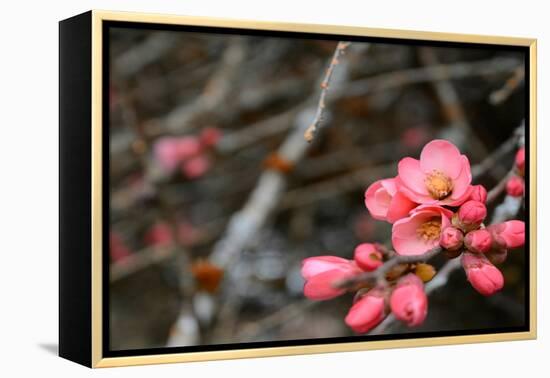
[425,170,453,200]
[416,219,442,242]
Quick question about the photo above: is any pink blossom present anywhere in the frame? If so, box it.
[439,226,464,251]
[457,200,487,230]
[516,147,525,174]
[354,243,383,271]
[154,137,183,172]
[469,185,488,203]
[345,289,386,333]
[175,136,202,160]
[301,256,361,300]
[182,155,210,179]
[401,126,429,149]
[506,176,524,197]
[144,222,174,247]
[154,136,202,173]
[488,220,525,249]
[392,205,453,256]
[390,274,428,327]
[464,229,493,254]
[200,127,222,147]
[462,252,504,296]
[364,178,416,223]
[397,140,472,206]
[110,232,132,262]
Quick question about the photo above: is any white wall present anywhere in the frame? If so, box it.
[0,0,546,376]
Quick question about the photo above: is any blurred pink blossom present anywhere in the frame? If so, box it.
[506,176,524,197]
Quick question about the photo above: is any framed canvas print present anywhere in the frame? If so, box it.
[59,10,537,368]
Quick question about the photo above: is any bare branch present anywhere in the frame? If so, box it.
[304,42,351,142]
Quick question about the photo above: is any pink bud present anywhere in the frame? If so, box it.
[439,226,464,251]
[458,200,487,229]
[175,136,202,160]
[144,222,173,246]
[390,274,428,327]
[462,252,504,296]
[345,289,386,333]
[488,220,525,249]
[200,127,222,147]
[354,243,383,272]
[110,232,132,262]
[301,256,361,300]
[182,155,210,179]
[516,147,525,174]
[153,137,182,172]
[464,229,493,254]
[506,176,524,197]
[469,185,488,203]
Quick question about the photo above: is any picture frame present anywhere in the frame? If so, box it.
[59,10,537,368]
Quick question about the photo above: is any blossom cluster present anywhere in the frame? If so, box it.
[302,139,525,334]
[153,127,221,179]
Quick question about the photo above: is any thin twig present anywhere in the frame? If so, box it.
[304,42,351,142]
[489,66,525,105]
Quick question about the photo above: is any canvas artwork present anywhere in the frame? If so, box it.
[59,11,535,367]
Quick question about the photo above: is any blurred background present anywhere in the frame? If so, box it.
[108,26,526,351]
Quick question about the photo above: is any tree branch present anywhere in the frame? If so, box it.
[304,41,351,142]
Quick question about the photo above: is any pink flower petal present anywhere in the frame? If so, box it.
[387,191,418,223]
[420,139,463,179]
[398,157,429,195]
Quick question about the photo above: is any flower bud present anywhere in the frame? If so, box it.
[516,147,525,175]
[200,127,222,147]
[506,176,524,197]
[462,252,504,296]
[354,243,383,272]
[457,200,487,231]
[414,263,436,283]
[390,274,428,327]
[469,185,488,203]
[182,155,210,179]
[488,220,525,249]
[464,229,493,254]
[439,226,464,251]
[301,256,361,300]
[345,289,386,333]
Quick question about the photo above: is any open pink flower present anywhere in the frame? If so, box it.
[397,139,472,206]
[390,274,428,327]
[392,205,453,256]
[364,178,416,223]
[345,289,386,333]
[301,256,361,300]
[462,252,504,296]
